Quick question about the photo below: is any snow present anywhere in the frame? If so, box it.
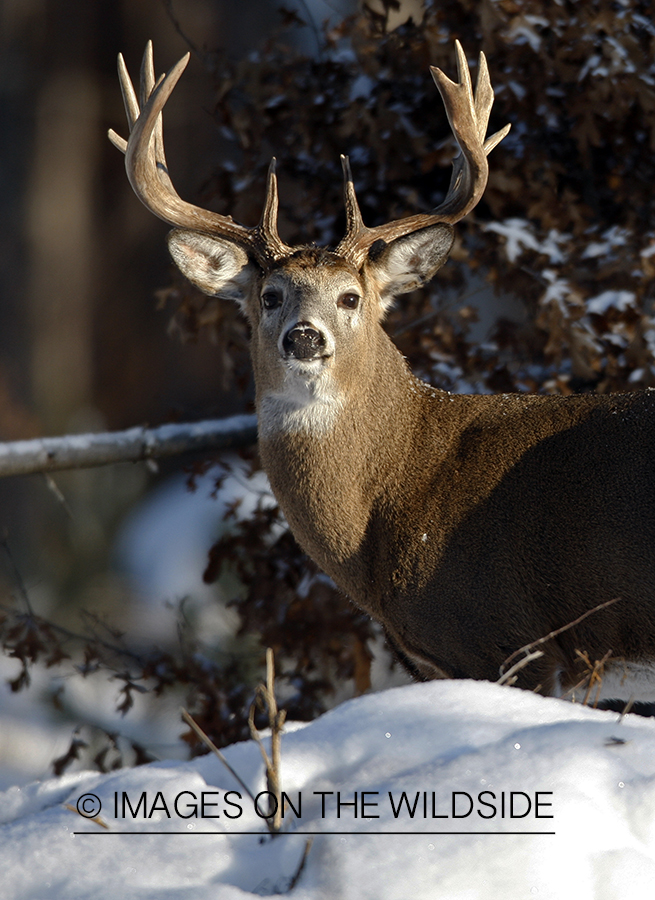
[484,218,569,264]
[505,15,548,53]
[2,678,655,899]
[582,225,629,259]
[115,457,277,639]
[586,290,636,315]
[540,268,571,310]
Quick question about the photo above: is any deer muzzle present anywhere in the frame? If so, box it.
[282,322,327,360]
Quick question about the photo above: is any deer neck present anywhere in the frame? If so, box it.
[256,329,443,602]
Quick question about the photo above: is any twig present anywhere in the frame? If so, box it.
[0,599,149,668]
[64,803,110,830]
[578,648,613,707]
[294,0,324,58]
[184,698,313,891]
[181,708,258,807]
[248,650,314,890]
[496,649,544,687]
[618,696,635,722]
[1,531,34,616]
[43,474,74,519]
[249,648,287,834]
[498,597,622,679]
[286,834,314,892]
[161,0,202,60]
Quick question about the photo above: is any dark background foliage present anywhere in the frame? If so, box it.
[2,0,655,772]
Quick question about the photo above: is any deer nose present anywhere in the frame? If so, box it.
[282,322,326,360]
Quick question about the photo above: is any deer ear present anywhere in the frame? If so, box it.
[167,229,257,310]
[367,223,454,310]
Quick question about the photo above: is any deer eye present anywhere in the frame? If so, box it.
[338,292,360,310]
[261,290,281,310]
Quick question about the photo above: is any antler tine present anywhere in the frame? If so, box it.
[258,159,291,260]
[484,122,512,155]
[472,50,511,154]
[454,39,474,114]
[140,40,156,109]
[118,51,139,131]
[336,155,368,258]
[336,43,510,267]
[109,45,291,265]
[137,42,176,196]
[108,53,138,153]
[472,50,492,141]
[341,156,365,235]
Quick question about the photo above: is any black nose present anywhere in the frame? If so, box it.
[282,322,326,359]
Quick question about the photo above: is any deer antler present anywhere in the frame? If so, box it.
[335,41,511,267]
[108,42,291,266]
[110,42,508,271]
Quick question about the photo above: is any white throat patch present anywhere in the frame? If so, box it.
[258,362,344,437]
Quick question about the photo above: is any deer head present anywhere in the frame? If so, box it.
[109,42,509,437]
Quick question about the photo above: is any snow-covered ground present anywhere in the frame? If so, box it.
[2,678,654,899]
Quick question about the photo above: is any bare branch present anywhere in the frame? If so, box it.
[181,708,258,806]
[1,532,35,615]
[286,834,314,892]
[498,597,622,679]
[248,648,286,834]
[496,649,544,687]
[577,648,613,707]
[0,414,257,478]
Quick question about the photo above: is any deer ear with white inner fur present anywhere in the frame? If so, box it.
[366,223,454,310]
[167,229,256,312]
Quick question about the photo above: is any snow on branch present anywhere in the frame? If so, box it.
[0,414,258,478]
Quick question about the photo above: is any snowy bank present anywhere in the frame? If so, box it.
[1,679,654,899]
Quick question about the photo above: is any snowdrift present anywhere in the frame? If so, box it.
[1,679,654,899]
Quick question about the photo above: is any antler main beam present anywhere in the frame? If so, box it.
[108,42,290,266]
[336,41,511,267]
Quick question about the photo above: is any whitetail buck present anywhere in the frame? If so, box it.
[110,42,655,701]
